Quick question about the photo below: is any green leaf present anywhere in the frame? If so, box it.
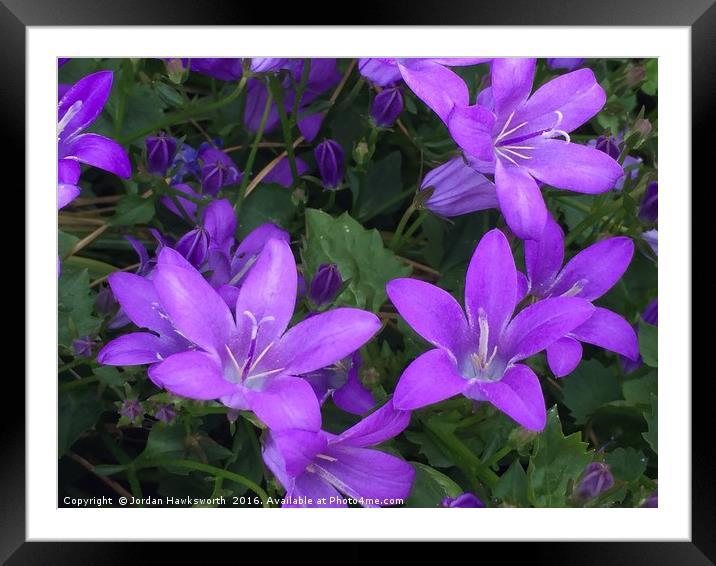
[638,322,658,367]
[237,185,297,240]
[493,459,529,507]
[154,81,184,108]
[58,266,100,347]
[642,394,658,454]
[59,231,80,257]
[353,151,403,220]
[561,360,622,425]
[527,406,592,507]
[605,447,647,482]
[303,208,410,311]
[111,194,156,226]
[404,463,462,508]
[622,372,657,406]
[135,423,187,465]
[93,82,168,144]
[94,367,126,387]
[404,431,453,468]
[58,389,105,456]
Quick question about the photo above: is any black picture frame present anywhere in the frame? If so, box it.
[7,0,706,561]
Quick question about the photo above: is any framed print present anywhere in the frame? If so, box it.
[6,0,708,561]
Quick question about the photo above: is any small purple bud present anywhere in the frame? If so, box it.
[370,87,404,128]
[297,272,307,299]
[640,489,658,508]
[574,462,614,502]
[309,263,342,307]
[95,284,117,316]
[175,227,210,268]
[145,132,177,176]
[198,147,242,195]
[643,229,658,256]
[72,336,95,357]
[315,139,344,190]
[119,399,144,421]
[639,181,658,223]
[154,403,176,423]
[643,299,658,326]
[595,136,621,160]
[633,118,652,138]
[441,493,485,508]
[546,58,585,72]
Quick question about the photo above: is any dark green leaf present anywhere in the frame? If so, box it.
[561,360,622,424]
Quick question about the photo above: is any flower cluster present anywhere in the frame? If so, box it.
[58,57,658,509]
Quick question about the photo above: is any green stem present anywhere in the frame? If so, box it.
[268,75,299,187]
[390,203,416,251]
[120,76,248,145]
[234,84,274,213]
[401,211,428,244]
[138,459,269,506]
[59,375,98,392]
[360,186,416,222]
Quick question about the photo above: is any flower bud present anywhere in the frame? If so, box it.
[95,284,117,316]
[164,58,186,84]
[370,87,404,128]
[574,462,614,502]
[441,493,485,508]
[309,263,342,307]
[175,227,210,268]
[145,132,177,176]
[315,139,344,190]
[198,147,242,196]
[72,336,95,357]
[594,135,621,160]
[154,403,176,423]
[638,181,658,223]
[633,118,652,138]
[119,399,144,422]
[640,489,658,508]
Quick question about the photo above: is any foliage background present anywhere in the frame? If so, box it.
[58,57,658,507]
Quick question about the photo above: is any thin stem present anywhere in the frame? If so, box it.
[234,84,274,213]
[390,203,416,251]
[59,375,98,391]
[67,452,134,500]
[268,75,299,187]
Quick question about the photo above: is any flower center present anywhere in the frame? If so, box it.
[224,311,283,388]
[494,110,571,166]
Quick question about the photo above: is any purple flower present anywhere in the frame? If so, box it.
[641,489,658,508]
[546,58,585,72]
[358,58,490,89]
[145,132,177,176]
[574,462,614,502]
[309,263,342,307]
[525,216,639,377]
[119,399,144,421]
[594,135,621,160]
[169,143,201,185]
[154,403,176,423]
[57,71,131,209]
[639,181,658,223]
[263,156,310,187]
[262,401,414,507]
[189,58,244,81]
[387,229,595,431]
[72,336,95,357]
[175,226,210,268]
[100,237,381,432]
[430,59,623,239]
[315,139,344,190]
[419,156,498,217]
[643,229,658,256]
[250,58,290,73]
[370,87,404,128]
[198,147,242,195]
[441,493,485,508]
[302,352,375,416]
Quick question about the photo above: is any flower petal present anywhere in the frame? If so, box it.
[317,444,415,505]
[494,160,548,240]
[97,332,174,366]
[273,308,381,376]
[515,68,606,133]
[490,58,536,116]
[286,474,345,508]
[58,70,113,141]
[503,297,595,361]
[247,376,322,432]
[107,272,173,335]
[58,184,80,209]
[160,183,199,221]
[570,307,639,360]
[357,58,402,87]
[525,139,624,194]
[235,238,297,347]
[550,237,634,300]
[332,365,376,416]
[464,228,517,341]
[393,349,467,411]
[335,401,411,448]
[471,363,546,431]
[265,429,326,477]
[202,199,236,254]
[446,105,496,162]
[398,60,469,124]
[386,278,471,355]
[148,350,235,400]
[62,133,131,178]
[545,336,583,378]
[153,254,236,353]
[524,215,565,297]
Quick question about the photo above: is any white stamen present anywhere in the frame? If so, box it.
[316,453,337,462]
[560,280,586,297]
[477,310,490,364]
[500,147,533,160]
[494,147,520,167]
[248,340,275,373]
[495,110,529,143]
